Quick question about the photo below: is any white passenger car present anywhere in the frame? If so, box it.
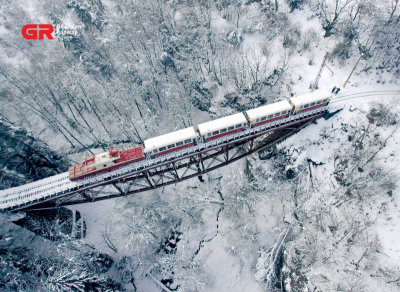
[197,113,247,142]
[144,127,198,157]
[289,89,333,113]
[245,100,292,127]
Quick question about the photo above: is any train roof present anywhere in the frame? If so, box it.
[144,127,197,152]
[245,100,292,120]
[197,113,247,134]
[289,89,333,107]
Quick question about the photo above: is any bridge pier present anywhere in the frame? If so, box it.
[72,209,76,238]
[80,214,84,241]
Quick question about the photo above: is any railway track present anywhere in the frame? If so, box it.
[0,107,326,211]
[2,89,397,211]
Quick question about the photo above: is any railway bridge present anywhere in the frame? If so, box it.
[0,105,334,212]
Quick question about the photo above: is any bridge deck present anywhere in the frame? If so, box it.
[0,106,329,211]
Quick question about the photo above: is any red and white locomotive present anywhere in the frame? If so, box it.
[69,147,145,181]
[69,89,333,181]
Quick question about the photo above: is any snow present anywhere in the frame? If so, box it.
[210,12,231,31]
[174,11,183,22]
[0,25,8,36]
[278,86,400,290]
[195,234,262,292]
[2,0,400,290]
[5,87,400,290]
[0,172,73,210]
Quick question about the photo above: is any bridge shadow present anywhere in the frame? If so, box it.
[13,207,86,241]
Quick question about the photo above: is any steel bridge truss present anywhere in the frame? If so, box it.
[14,113,323,211]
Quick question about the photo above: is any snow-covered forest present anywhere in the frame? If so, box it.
[1,0,400,291]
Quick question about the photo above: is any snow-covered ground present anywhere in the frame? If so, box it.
[67,85,400,291]
[2,0,400,290]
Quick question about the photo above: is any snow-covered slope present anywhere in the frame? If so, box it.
[2,0,400,290]
[68,87,400,291]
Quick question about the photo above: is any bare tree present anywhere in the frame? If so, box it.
[315,0,355,37]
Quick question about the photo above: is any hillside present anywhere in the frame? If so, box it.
[1,0,400,291]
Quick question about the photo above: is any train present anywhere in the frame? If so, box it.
[69,89,334,181]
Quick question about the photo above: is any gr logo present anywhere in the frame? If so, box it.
[21,24,54,40]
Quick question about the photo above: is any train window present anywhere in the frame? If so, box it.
[154,149,158,153]
[220,128,227,133]
[212,130,219,135]
[176,141,183,146]
[310,102,316,106]
[316,100,321,105]
[208,133,211,137]
[228,126,234,131]
[235,124,242,129]
[167,144,175,149]
[159,147,167,151]
[268,114,273,119]
[323,99,328,103]
[261,117,266,121]
[184,139,192,144]
[282,110,287,115]
[303,104,309,108]
[274,112,280,117]
[256,118,260,123]
[299,106,303,109]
